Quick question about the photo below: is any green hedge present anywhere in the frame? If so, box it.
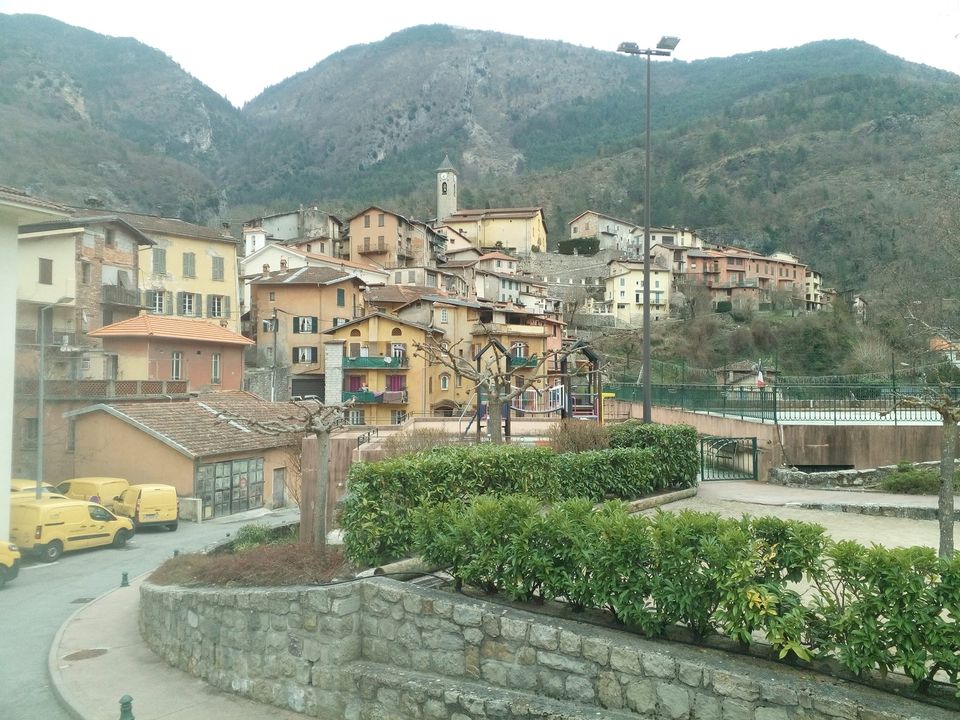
[340,425,698,567]
[413,496,960,698]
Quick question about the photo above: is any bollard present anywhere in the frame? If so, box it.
[121,571,129,587]
[173,549,179,557]
[118,694,134,720]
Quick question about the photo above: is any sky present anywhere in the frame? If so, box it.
[2,0,959,107]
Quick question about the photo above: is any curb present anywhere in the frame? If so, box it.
[47,572,150,720]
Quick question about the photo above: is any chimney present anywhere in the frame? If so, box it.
[280,257,288,270]
[262,264,270,274]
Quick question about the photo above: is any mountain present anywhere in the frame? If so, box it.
[2,15,960,301]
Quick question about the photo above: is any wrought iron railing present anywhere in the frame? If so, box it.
[604,383,951,424]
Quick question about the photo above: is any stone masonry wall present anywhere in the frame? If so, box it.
[140,577,956,720]
[769,459,960,489]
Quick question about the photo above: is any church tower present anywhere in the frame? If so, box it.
[436,154,458,222]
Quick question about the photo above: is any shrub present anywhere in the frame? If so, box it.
[380,427,457,458]
[412,495,960,694]
[546,419,609,453]
[341,430,698,567]
[880,462,943,494]
[230,523,298,552]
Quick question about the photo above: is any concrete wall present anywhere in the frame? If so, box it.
[140,577,955,720]
[610,401,947,478]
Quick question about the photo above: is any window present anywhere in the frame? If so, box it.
[171,351,183,380]
[293,346,318,364]
[146,290,166,314]
[439,308,449,324]
[182,252,197,278]
[347,409,365,425]
[390,410,407,424]
[496,260,502,268]
[395,271,402,283]
[363,214,370,228]
[177,292,201,316]
[269,291,276,301]
[337,288,345,307]
[22,417,38,449]
[105,229,115,247]
[211,353,221,385]
[212,256,224,281]
[408,270,416,283]
[512,343,527,358]
[81,262,91,285]
[153,247,167,275]
[294,316,318,333]
[440,374,450,391]
[378,213,385,227]
[442,181,448,195]
[39,258,53,285]
[456,374,463,388]
[262,318,277,332]
[208,295,227,318]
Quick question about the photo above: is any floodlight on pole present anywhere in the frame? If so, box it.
[36,296,73,500]
[617,35,679,423]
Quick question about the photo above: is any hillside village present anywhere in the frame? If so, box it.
[6,155,831,520]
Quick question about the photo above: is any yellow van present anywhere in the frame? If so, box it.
[113,484,178,531]
[9,498,134,562]
[56,477,130,510]
[0,541,21,587]
[9,478,60,496]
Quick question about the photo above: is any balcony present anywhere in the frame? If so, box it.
[343,390,382,404]
[471,323,548,338]
[508,355,540,368]
[356,240,387,254]
[102,285,141,306]
[343,355,408,369]
[382,389,408,404]
[15,378,189,400]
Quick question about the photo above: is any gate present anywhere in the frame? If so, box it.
[700,436,758,481]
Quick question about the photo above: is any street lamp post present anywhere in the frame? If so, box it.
[36,297,73,499]
[618,36,679,423]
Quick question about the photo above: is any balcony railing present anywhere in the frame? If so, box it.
[343,390,382,404]
[15,379,190,400]
[101,285,142,306]
[508,355,540,368]
[382,389,408,404]
[343,355,408,369]
[357,240,387,254]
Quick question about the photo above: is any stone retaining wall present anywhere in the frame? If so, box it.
[769,460,958,489]
[140,577,955,720]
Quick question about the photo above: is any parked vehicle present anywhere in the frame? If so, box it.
[10,491,68,502]
[9,478,61,496]
[56,477,130,510]
[9,499,134,562]
[0,542,21,587]
[113,484,178,531]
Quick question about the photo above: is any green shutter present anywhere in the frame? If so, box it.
[164,292,173,315]
[176,291,185,315]
[223,295,231,320]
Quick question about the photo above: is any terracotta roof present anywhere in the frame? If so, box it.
[438,259,479,268]
[320,311,441,336]
[365,285,446,304]
[0,186,71,213]
[446,208,543,221]
[478,252,517,262]
[68,392,309,458]
[88,315,253,345]
[104,211,237,244]
[251,266,358,286]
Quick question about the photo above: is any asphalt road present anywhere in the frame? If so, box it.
[0,507,298,720]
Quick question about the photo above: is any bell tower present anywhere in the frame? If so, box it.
[436,154,458,222]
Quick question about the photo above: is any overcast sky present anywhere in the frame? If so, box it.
[3,0,959,107]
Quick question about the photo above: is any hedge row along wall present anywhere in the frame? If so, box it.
[340,423,699,567]
[414,496,960,700]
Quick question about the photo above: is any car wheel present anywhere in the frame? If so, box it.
[0,566,7,588]
[113,529,129,548]
[166,520,179,532]
[42,541,63,563]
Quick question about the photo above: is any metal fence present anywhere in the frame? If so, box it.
[700,436,758,481]
[604,383,952,424]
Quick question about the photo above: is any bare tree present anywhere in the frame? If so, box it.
[212,398,349,547]
[413,335,572,444]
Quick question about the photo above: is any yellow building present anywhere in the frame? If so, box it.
[121,212,242,334]
[443,208,547,256]
[322,313,443,426]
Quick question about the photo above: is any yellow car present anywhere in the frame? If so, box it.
[0,541,21,587]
